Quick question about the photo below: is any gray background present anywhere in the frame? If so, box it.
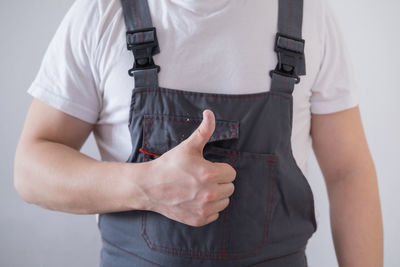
[0,0,399,266]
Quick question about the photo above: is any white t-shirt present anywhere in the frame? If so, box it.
[28,0,358,176]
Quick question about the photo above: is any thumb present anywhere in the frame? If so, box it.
[184,109,215,153]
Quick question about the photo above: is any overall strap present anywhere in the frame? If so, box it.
[121,0,160,88]
[270,0,306,94]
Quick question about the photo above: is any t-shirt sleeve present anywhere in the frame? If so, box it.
[310,1,359,114]
[27,0,101,123]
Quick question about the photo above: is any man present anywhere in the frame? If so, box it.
[14,0,383,266]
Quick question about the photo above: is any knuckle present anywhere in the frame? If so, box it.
[203,191,215,202]
[200,170,216,183]
[196,127,207,140]
[198,207,209,218]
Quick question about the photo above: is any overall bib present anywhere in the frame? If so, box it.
[99,0,317,266]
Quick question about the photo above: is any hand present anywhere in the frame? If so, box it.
[142,109,236,227]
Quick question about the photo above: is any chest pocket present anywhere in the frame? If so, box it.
[139,114,277,259]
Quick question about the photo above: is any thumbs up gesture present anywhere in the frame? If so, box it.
[141,110,237,227]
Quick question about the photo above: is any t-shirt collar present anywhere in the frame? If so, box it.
[168,0,231,16]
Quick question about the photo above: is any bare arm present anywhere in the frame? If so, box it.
[14,99,151,214]
[14,99,235,226]
[311,106,383,267]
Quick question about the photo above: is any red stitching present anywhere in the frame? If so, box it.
[143,116,239,128]
[225,149,238,258]
[143,117,154,162]
[218,204,225,259]
[289,0,293,35]
[142,117,239,141]
[143,121,238,132]
[139,148,161,157]
[251,248,305,266]
[102,237,160,266]
[221,150,233,259]
[265,155,276,243]
[129,88,290,137]
[134,88,292,100]
[217,149,233,259]
[142,116,239,155]
[139,110,278,258]
[134,0,142,32]
[140,153,278,259]
[220,185,227,260]
[143,118,147,161]
[142,233,226,258]
[146,118,153,161]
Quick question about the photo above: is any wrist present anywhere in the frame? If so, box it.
[121,160,155,212]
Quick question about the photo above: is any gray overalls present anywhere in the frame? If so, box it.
[98,0,317,266]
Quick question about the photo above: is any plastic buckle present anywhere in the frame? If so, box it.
[127,27,160,76]
[270,33,305,84]
[269,69,300,84]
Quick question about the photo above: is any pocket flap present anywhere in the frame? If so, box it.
[142,114,239,155]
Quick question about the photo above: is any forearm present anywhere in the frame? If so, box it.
[326,166,383,267]
[14,139,151,214]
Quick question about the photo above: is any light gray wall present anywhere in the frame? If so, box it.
[0,1,101,267]
[0,0,398,266]
[306,1,400,267]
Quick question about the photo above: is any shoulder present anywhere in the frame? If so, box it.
[62,0,124,40]
[68,0,122,18]
[303,0,332,36]
[57,0,126,66]
[65,0,123,38]
[304,0,329,15]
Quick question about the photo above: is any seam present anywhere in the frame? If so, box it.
[219,194,226,260]
[142,116,239,155]
[289,146,317,232]
[287,95,317,232]
[220,148,228,259]
[221,150,233,259]
[134,88,292,100]
[140,151,277,258]
[250,248,305,266]
[144,116,239,128]
[102,237,160,266]
[265,155,277,242]
[134,0,142,30]
[28,84,99,123]
[225,149,238,258]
